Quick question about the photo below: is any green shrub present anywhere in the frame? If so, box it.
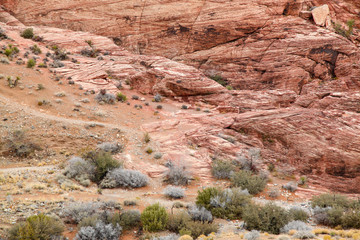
[84,150,121,183]
[211,160,234,179]
[27,59,36,68]
[30,44,42,55]
[230,170,267,195]
[341,210,360,229]
[109,210,141,230]
[141,203,168,232]
[326,207,344,227]
[209,74,227,86]
[243,203,290,234]
[289,207,309,222]
[166,211,191,233]
[4,45,19,58]
[195,187,221,210]
[116,92,127,102]
[8,213,64,240]
[311,193,354,209]
[21,28,34,39]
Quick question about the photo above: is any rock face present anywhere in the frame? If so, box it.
[311,5,330,26]
[0,2,360,193]
[3,0,360,92]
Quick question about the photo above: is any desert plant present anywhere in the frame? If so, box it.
[244,230,260,240]
[196,187,220,209]
[268,188,280,198]
[164,186,185,199]
[100,168,148,188]
[116,92,127,102]
[141,203,168,232]
[85,151,121,183]
[21,28,34,39]
[188,206,213,223]
[293,231,316,239]
[209,74,227,86]
[96,142,123,154]
[152,234,180,240]
[289,207,309,222]
[116,210,141,230]
[280,220,312,233]
[311,193,354,209]
[30,44,42,55]
[164,164,192,186]
[166,211,191,233]
[144,132,151,143]
[243,203,290,234]
[61,202,103,224]
[298,176,307,185]
[95,89,116,104]
[27,58,36,68]
[341,210,360,229]
[211,160,234,179]
[75,221,122,240]
[154,94,162,102]
[2,130,41,158]
[8,213,64,240]
[282,181,298,192]
[230,170,267,195]
[124,200,137,206]
[64,157,96,180]
[4,45,19,58]
[179,221,218,239]
[146,147,153,154]
[236,148,262,172]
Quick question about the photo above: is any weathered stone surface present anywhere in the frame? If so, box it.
[312,4,330,26]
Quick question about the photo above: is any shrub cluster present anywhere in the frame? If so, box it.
[75,221,122,240]
[95,89,116,104]
[243,203,291,234]
[211,160,234,179]
[312,193,360,229]
[8,214,64,240]
[196,187,251,220]
[2,130,41,158]
[21,28,34,39]
[96,142,123,154]
[100,168,148,189]
[230,170,267,195]
[280,220,312,233]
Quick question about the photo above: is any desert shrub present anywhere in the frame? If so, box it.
[166,211,191,233]
[298,176,307,185]
[8,213,64,240]
[188,206,213,223]
[311,193,354,209]
[268,188,280,198]
[164,164,192,186]
[293,231,316,239]
[61,202,103,223]
[313,207,331,226]
[75,221,122,240]
[164,186,185,199]
[144,132,151,143]
[27,58,36,68]
[21,28,34,39]
[154,94,162,102]
[4,45,19,58]
[211,160,234,179]
[209,74,227,86]
[85,151,121,183]
[0,57,10,64]
[282,181,298,192]
[196,187,220,209]
[341,210,360,229]
[116,92,127,102]
[179,221,219,239]
[30,44,42,54]
[243,203,290,234]
[95,89,116,104]
[100,168,148,188]
[2,130,41,158]
[141,203,168,232]
[244,230,260,240]
[236,148,262,172]
[152,234,180,240]
[280,220,312,233]
[64,157,96,180]
[313,206,344,227]
[230,170,267,195]
[118,210,141,230]
[78,214,103,228]
[124,200,137,206]
[96,142,123,154]
[289,207,309,222]
[80,47,99,58]
[209,188,251,219]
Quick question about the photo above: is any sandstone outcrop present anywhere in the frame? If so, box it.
[0,2,360,193]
